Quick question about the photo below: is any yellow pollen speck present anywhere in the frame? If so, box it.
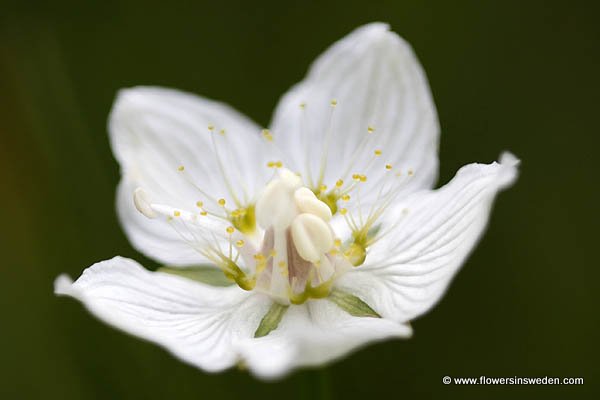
[208,124,215,131]
[173,210,181,217]
[235,239,245,247]
[267,161,283,168]
[340,208,348,215]
[385,164,393,170]
[219,129,226,136]
[262,129,273,141]
[341,194,350,202]
[367,126,375,133]
[374,149,382,156]
[218,198,226,206]
[200,211,208,216]
[226,226,235,234]
[177,165,185,171]
[196,201,204,208]
[334,238,342,248]
[330,99,337,107]
[335,179,344,188]
[278,261,286,268]
[299,102,306,109]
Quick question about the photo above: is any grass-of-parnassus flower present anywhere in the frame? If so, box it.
[55,23,519,379]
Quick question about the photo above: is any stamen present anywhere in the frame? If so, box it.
[316,100,338,188]
[209,125,243,207]
[133,188,156,219]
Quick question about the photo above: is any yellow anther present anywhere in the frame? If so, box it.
[235,239,245,248]
[335,179,344,188]
[230,209,240,217]
[374,149,382,156]
[208,124,215,131]
[226,226,235,234]
[269,249,277,257]
[334,238,342,248]
[177,165,185,172]
[253,253,265,261]
[408,169,414,176]
[219,129,226,136]
[173,210,181,217]
[367,126,375,133]
[330,99,338,107]
[385,164,393,170]
[262,129,273,142]
[341,194,351,202]
[218,198,226,206]
[340,208,348,215]
[200,211,208,216]
[267,161,283,168]
[196,201,204,208]
[278,260,286,268]
[299,102,306,109]
[352,173,360,181]
[319,184,327,193]
[359,174,367,182]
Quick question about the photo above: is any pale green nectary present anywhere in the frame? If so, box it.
[54,22,519,379]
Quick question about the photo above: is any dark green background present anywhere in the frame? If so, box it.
[1,1,597,398]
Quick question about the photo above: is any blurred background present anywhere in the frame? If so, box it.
[0,0,597,398]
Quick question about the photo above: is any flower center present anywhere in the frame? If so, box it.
[252,168,345,303]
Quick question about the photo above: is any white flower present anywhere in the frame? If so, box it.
[54,23,519,379]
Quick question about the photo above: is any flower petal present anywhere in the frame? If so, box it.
[110,86,271,264]
[237,299,411,379]
[335,153,519,323]
[55,257,271,372]
[271,23,439,197]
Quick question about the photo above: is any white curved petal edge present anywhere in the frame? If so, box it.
[109,87,273,266]
[335,152,520,323]
[54,257,411,379]
[54,257,270,373]
[271,22,440,198]
[237,300,412,379]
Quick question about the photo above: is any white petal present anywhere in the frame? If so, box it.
[271,23,439,198]
[55,257,271,372]
[237,299,411,379]
[336,153,519,323]
[110,86,272,264]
